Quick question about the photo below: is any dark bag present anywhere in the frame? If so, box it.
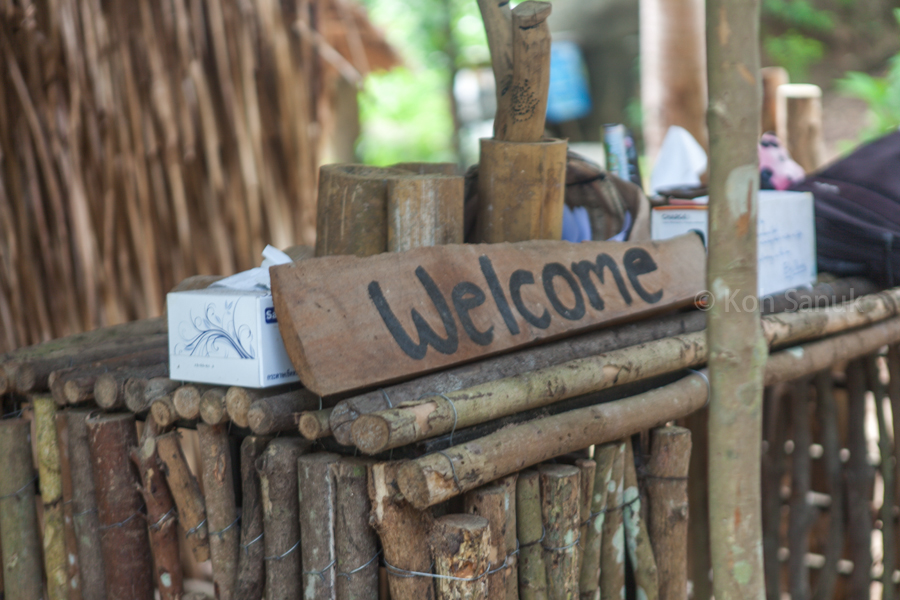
[789,130,900,286]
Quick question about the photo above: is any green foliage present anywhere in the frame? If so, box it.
[762,0,834,33]
[764,31,825,81]
[836,9,900,143]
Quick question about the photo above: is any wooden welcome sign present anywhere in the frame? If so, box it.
[270,234,706,396]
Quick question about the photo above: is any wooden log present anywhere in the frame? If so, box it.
[0,419,44,600]
[247,390,320,434]
[387,174,463,252]
[330,310,706,446]
[197,423,240,600]
[151,393,179,428]
[844,359,873,598]
[504,2,552,143]
[464,475,518,600]
[199,387,230,425]
[600,444,626,600]
[236,436,272,600]
[299,408,334,440]
[86,413,153,600]
[776,84,825,173]
[516,470,548,600]
[760,66,789,134]
[574,458,596,583]
[646,427,691,600]
[868,355,895,600]
[538,464,580,600]
[10,332,168,393]
[580,443,618,600]
[126,377,181,414]
[55,411,83,600]
[788,379,812,600]
[174,384,206,421]
[473,139,567,242]
[257,438,311,600]
[156,431,210,562]
[623,438,659,600]
[94,363,170,409]
[298,452,341,599]
[352,330,707,454]
[34,396,68,600]
[66,409,107,599]
[429,514,491,600]
[272,235,705,397]
[476,0,513,138]
[368,462,435,600]
[331,458,380,600]
[48,347,169,406]
[225,383,303,429]
[314,164,408,257]
[811,372,843,600]
[397,371,709,509]
[132,423,184,600]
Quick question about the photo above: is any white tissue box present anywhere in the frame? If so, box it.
[651,190,817,297]
[167,288,299,388]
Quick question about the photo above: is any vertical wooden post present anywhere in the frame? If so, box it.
[760,67,788,134]
[811,372,843,600]
[640,0,708,162]
[705,0,766,593]
[646,427,692,600]
[297,452,341,599]
[66,409,107,599]
[600,442,627,600]
[761,386,786,600]
[516,469,548,600]
[465,475,519,600]
[429,514,491,600]
[56,411,84,600]
[888,345,900,596]
[574,457,596,584]
[0,418,43,600]
[580,444,617,600]
[332,458,380,600]
[623,438,660,600]
[157,431,211,562]
[387,174,464,252]
[236,435,271,599]
[845,359,873,598]
[776,84,825,173]
[539,464,581,600]
[683,409,711,600]
[198,423,240,600]
[868,355,896,600]
[86,413,154,600]
[787,380,812,600]
[34,396,69,600]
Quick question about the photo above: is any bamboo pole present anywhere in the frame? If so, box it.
[623,438,659,600]
[66,409,107,599]
[236,435,271,599]
[86,412,153,600]
[429,514,491,600]
[55,410,84,600]
[197,423,239,600]
[332,458,380,600]
[600,443,626,600]
[156,431,210,562]
[0,418,44,600]
[298,452,341,599]
[258,438,310,600]
[517,470,548,600]
[34,396,68,600]
[539,464,581,600]
[646,427,691,600]
[845,359,873,598]
[580,443,617,600]
[465,475,518,600]
[132,422,184,600]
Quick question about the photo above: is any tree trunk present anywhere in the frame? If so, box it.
[34,396,69,600]
[198,423,240,600]
[705,0,765,594]
[236,435,271,600]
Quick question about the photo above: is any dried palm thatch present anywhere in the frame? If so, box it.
[0,0,399,353]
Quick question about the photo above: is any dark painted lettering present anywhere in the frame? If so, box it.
[542,263,585,321]
[571,253,633,308]
[479,255,520,335]
[451,281,494,346]
[623,248,663,304]
[509,269,551,329]
[368,266,458,359]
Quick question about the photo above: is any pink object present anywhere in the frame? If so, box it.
[759,132,806,190]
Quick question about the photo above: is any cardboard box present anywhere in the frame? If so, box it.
[167,288,299,388]
[651,190,817,297]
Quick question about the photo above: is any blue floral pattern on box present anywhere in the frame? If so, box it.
[175,300,255,359]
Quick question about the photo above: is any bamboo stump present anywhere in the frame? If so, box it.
[236,436,271,599]
[776,83,825,173]
[66,409,107,599]
[464,475,518,600]
[198,423,239,600]
[34,396,68,600]
[368,462,435,600]
[516,470,548,600]
[387,174,464,252]
[580,443,618,600]
[86,412,153,600]
[645,427,691,600]
[539,464,581,600]
[332,458,380,600]
[429,514,491,600]
[298,452,341,599]
[132,424,184,600]
[157,431,210,562]
[55,411,83,600]
[258,438,310,600]
[474,138,567,243]
[0,418,43,600]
